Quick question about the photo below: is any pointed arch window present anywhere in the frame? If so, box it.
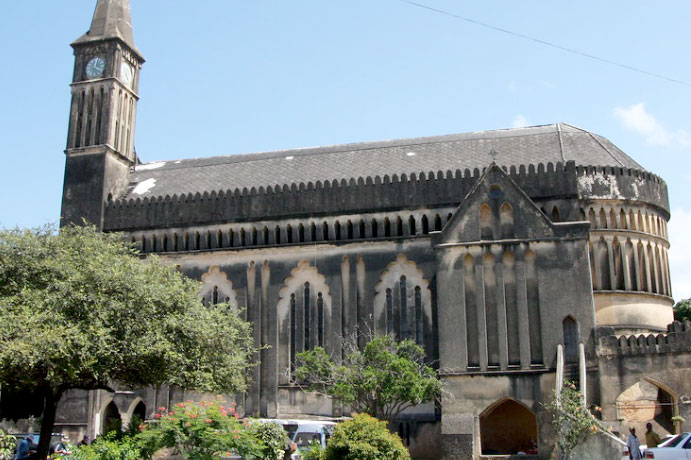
[279,264,331,383]
[375,256,431,348]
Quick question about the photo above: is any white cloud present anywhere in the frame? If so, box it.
[614,103,691,148]
[669,207,691,301]
[511,115,530,128]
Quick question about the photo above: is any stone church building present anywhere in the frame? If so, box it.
[53,1,691,458]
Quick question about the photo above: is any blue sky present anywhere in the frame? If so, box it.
[1,1,690,299]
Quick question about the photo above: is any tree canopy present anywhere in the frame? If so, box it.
[674,298,691,322]
[0,226,255,460]
[295,335,441,421]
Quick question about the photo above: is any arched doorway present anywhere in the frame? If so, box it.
[480,398,538,455]
[616,379,679,435]
[102,401,122,435]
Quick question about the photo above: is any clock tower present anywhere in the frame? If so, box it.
[61,0,144,228]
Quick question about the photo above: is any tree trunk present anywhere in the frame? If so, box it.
[37,386,63,460]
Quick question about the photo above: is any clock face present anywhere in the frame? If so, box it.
[85,56,106,79]
[120,62,134,87]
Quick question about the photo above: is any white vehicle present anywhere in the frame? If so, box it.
[643,432,691,459]
[252,418,338,460]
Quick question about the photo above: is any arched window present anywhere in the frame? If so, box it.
[599,208,608,228]
[384,218,391,237]
[275,226,281,245]
[262,226,269,245]
[346,220,354,239]
[322,222,329,241]
[588,208,597,227]
[500,202,514,239]
[386,288,394,334]
[374,255,432,349]
[480,203,493,240]
[310,222,317,242]
[464,254,479,367]
[317,293,324,347]
[286,224,293,244]
[278,262,331,384]
[620,209,628,229]
[563,316,579,364]
[359,219,366,238]
[371,219,378,238]
[251,228,258,246]
[335,221,342,240]
[421,215,429,235]
[552,206,560,223]
[434,214,442,231]
[290,294,297,372]
[408,216,417,236]
[525,250,543,365]
[304,282,311,350]
[298,224,305,243]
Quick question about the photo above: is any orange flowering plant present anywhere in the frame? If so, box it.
[137,400,262,460]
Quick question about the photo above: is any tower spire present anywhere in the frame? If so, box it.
[73,0,138,55]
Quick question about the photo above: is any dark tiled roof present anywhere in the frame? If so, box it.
[125,123,644,199]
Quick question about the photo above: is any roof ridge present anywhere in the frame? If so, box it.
[585,131,626,167]
[556,123,566,162]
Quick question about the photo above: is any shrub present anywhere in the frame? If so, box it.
[71,434,140,460]
[299,441,324,460]
[247,422,291,460]
[136,401,262,460]
[0,430,16,460]
[323,414,410,460]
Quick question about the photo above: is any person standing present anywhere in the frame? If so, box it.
[627,427,642,460]
[16,435,33,460]
[645,422,662,448]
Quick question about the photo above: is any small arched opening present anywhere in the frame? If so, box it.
[102,401,122,436]
[480,398,538,455]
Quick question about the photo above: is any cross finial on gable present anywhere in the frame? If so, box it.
[489,149,499,163]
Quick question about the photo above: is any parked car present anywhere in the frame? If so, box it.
[252,418,338,460]
[643,432,691,459]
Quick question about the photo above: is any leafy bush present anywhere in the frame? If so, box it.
[71,433,140,460]
[299,441,324,460]
[247,422,290,460]
[136,401,262,460]
[0,430,16,460]
[323,414,410,460]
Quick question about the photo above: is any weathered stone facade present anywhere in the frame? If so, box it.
[51,1,691,459]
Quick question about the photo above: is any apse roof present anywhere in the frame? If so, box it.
[124,123,645,199]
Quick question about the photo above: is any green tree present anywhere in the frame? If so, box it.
[0,226,255,460]
[295,335,441,421]
[545,382,602,460]
[323,413,410,460]
[674,298,691,322]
